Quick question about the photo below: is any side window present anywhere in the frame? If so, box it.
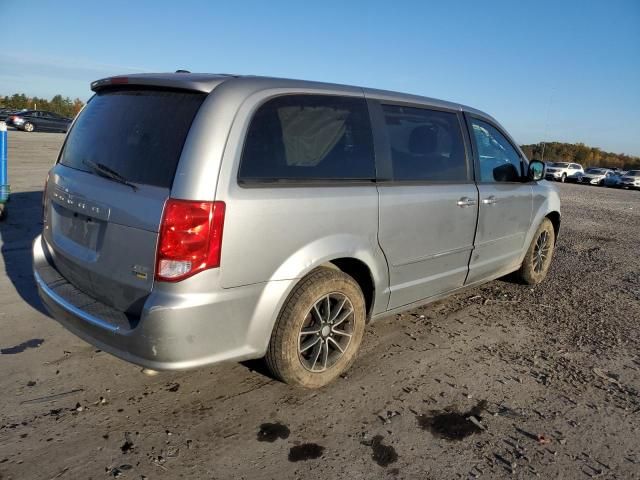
[381,104,467,182]
[470,118,522,183]
[239,94,374,181]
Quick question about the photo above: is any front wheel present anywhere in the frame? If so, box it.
[23,122,34,132]
[265,267,366,388]
[561,173,566,183]
[516,218,555,285]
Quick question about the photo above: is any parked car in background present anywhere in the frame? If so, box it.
[33,73,560,388]
[565,170,584,183]
[0,108,20,121]
[545,162,583,182]
[6,110,72,132]
[603,170,625,188]
[619,170,640,189]
[579,167,614,186]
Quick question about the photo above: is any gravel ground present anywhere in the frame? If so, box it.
[1,131,639,479]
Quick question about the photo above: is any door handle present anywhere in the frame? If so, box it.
[482,195,499,205]
[456,197,476,207]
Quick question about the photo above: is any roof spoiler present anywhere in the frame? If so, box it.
[90,73,238,94]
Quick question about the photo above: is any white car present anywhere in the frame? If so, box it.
[545,162,583,182]
[579,167,614,185]
[619,170,640,189]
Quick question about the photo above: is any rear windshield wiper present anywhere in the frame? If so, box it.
[82,159,138,191]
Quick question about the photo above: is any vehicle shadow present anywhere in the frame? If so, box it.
[0,190,47,314]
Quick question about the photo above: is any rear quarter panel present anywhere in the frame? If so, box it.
[210,80,390,315]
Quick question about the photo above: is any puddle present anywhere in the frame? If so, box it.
[362,435,398,467]
[1,339,44,355]
[417,400,487,441]
[257,422,290,442]
[288,443,324,462]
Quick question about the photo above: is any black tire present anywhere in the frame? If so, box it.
[265,267,366,388]
[561,173,566,183]
[516,218,555,285]
[23,122,34,132]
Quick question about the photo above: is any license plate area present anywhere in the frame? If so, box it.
[52,202,102,252]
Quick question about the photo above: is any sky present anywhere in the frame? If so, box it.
[1,0,639,155]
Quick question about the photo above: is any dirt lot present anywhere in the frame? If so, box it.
[1,130,639,480]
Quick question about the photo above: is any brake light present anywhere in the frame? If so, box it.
[110,76,129,85]
[155,199,225,282]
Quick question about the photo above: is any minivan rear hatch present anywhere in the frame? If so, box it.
[43,87,206,316]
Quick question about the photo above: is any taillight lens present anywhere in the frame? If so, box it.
[155,199,225,282]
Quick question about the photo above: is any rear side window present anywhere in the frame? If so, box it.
[59,89,205,188]
[381,105,468,182]
[239,94,375,181]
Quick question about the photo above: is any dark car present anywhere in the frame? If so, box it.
[6,110,72,133]
[0,108,20,121]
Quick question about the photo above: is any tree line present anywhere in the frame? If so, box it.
[1,93,85,119]
[521,142,640,170]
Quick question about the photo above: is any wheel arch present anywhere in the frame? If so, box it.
[323,258,376,321]
[546,211,561,243]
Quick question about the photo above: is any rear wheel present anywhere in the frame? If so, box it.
[23,122,34,132]
[516,218,555,285]
[265,267,366,388]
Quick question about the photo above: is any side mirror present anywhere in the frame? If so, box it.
[527,160,545,182]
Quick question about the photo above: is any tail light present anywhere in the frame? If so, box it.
[155,199,225,282]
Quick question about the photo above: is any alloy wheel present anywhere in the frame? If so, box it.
[533,230,551,273]
[298,293,354,372]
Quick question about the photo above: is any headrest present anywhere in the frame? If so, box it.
[408,125,438,154]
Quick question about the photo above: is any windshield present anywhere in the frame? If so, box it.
[551,162,569,167]
[585,168,605,174]
[59,88,205,188]
[627,170,640,176]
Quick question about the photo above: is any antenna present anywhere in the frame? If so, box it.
[540,87,555,163]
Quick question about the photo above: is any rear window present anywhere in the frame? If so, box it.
[59,89,205,188]
[239,94,375,182]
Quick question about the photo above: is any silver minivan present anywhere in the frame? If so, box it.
[33,73,559,388]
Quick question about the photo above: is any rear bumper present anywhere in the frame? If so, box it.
[33,234,291,370]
